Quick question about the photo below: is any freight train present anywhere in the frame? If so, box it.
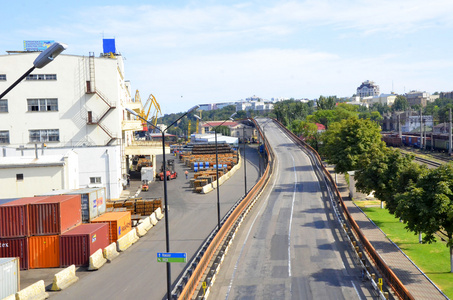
[382,133,451,152]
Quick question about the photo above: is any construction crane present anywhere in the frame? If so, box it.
[136,91,162,132]
[188,120,191,142]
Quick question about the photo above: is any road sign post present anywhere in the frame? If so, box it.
[157,252,187,263]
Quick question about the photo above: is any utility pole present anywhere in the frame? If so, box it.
[420,109,423,149]
[449,108,452,156]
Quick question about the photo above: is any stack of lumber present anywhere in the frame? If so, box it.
[106,198,162,216]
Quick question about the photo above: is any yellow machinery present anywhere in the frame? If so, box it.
[188,120,191,142]
[135,90,162,131]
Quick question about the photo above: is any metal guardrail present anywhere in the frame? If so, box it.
[173,119,275,300]
[274,119,414,300]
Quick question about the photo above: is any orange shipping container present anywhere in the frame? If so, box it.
[28,235,59,269]
[90,212,131,244]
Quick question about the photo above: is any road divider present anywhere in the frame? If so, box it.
[15,280,49,300]
[155,207,164,220]
[116,228,139,252]
[136,217,152,237]
[51,265,79,291]
[201,156,241,194]
[103,242,119,262]
[88,248,107,270]
[149,212,158,225]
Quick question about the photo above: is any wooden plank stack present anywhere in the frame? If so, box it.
[106,198,162,216]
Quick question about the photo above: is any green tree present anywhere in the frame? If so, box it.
[395,163,453,272]
[320,117,386,174]
[317,95,337,110]
[355,148,423,211]
[392,95,409,112]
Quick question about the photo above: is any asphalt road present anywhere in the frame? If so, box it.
[48,145,260,299]
[208,118,374,299]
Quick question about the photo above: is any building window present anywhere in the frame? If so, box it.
[16,174,23,181]
[90,177,102,184]
[26,74,57,80]
[27,99,58,112]
[0,100,7,112]
[29,129,59,142]
[0,75,6,81]
[0,131,9,144]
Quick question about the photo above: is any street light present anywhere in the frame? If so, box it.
[0,42,67,99]
[243,126,247,195]
[126,105,199,300]
[194,112,236,230]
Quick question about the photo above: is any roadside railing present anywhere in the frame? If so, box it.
[174,119,275,300]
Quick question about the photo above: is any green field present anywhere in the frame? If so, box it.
[354,200,453,298]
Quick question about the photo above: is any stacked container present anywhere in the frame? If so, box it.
[29,235,60,268]
[29,195,82,236]
[91,211,132,244]
[0,257,20,299]
[38,187,106,223]
[60,223,109,267]
[0,197,49,270]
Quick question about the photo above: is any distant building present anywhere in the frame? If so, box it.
[440,91,453,100]
[357,80,380,98]
[405,91,430,107]
[364,94,397,106]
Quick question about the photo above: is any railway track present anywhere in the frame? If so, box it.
[414,156,443,168]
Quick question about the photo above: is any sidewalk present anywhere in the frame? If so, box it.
[327,166,447,300]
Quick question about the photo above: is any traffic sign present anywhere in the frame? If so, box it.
[157,252,187,263]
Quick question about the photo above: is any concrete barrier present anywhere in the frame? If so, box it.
[201,162,241,194]
[3,294,15,300]
[88,248,107,270]
[103,242,119,262]
[16,280,49,300]
[155,207,164,220]
[51,265,79,291]
[142,216,153,231]
[136,222,147,237]
[150,213,158,225]
[116,229,139,252]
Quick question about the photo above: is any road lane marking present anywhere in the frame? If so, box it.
[288,152,297,278]
[224,143,281,300]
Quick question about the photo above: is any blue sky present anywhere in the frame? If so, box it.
[1,0,452,114]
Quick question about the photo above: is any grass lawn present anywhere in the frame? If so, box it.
[354,200,453,298]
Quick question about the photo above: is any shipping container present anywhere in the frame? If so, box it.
[0,257,20,299]
[60,223,109,267]
[0,197,49,238]
[29,235,59,268]
[38,187,106,223]
[91,211,132,244]
[0,237,29,270]
[67,188,106,222]
[29,195,82,236]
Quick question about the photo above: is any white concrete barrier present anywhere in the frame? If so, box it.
[136,222,147,237]
[16,280,49,300]
[51,265,79,291]
[142,216,153,231]
[3,294,15,300]
[155,207,164,220]
[88,248,107,271]
[150,213,158,225]
[116,229,139,252]
[103,242,119,262]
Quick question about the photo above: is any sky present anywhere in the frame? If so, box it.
[1,0,453,114]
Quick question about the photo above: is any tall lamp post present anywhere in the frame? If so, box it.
[0,42,67,99]
[243,125,248,196]
[126,105,199,300]
[194,112,236,230]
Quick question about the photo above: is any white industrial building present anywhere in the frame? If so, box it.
[0,41,146,200]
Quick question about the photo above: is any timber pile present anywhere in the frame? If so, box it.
[107,198,162,216]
